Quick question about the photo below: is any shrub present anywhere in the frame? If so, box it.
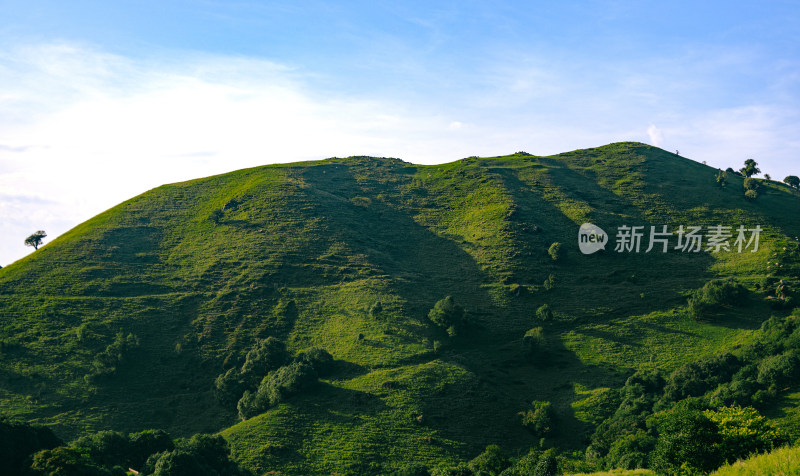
[650,405,722,475]
[663,353,740,402]
[294,347,334,377]
[468,444,510,475]
[605,430,655,469]
[533,454,558,476]
[536,304,553,322]
[89,332,139,379]
[757,352,800,388]
[142,434,252,476]
[688,279,747,319]
[522,327,545,355]
[0,417,62,476]
[241,337,290,384]
[428,296,466,334]
[543,274,555,291]
[237,362,318,419]
[745,189,758,201]
[704,405,787,464]
[213,368,246,405]
[520,401,554,436]
[548,242,562,261]
[28,447,111,476]
[743,177,759,191]
[71,430,130,469]
[716,169,728,188]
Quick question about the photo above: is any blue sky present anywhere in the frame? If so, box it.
[1,1,799,265]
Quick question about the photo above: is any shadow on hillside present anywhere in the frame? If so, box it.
[298,163,498,338]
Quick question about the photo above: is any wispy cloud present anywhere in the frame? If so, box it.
[0,38,798,266]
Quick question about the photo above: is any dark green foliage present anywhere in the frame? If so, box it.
[662,353,740,402]
[756,352,800,388]
[213,368,247,406]
[649,404,722,475]
[687,279,747,319]
[240,337,290,386]
[369,301,383,317]
[71,430,130,469]
[745,188,758,201]
[605,430,655,470]
[24,230,47,250]
[542,273,555,291]
[533,454,558,476]
[429,462,472,476]
[141,434,251,476]
[740,158,761,177]
[715,169,727,188]
[294,347,334,377]
[28,446,116,476]
[522,327,544,355]
[0,416,62,476]
[128,430,174,470]
[784,175,800,189]
[210,208,224,225]
[467,444,510,476]
[547,242,561,261]
[535,304,553,322]
[391,463,430,476]
[428,296,466,336]
[89,332,139,380]
[743,177,759,191]
[237,362,318,419]
[519,401,553,436]
[587,370,663,461]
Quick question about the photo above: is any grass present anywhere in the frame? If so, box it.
[710,445,800,475]
[0,143,798,474]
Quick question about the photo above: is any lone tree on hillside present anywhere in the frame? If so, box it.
[24,230,47,250]
[784,175,800,189]
[740,159,761,178]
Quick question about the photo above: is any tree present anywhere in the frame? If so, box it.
[650,405,722,474]
[519,401,554,436]
[536,304,553,322]
[548,242,562,261]
[522,327,545,355]
[428,296,466,335]
[740,159,760,178]
[784,175,800,189]
[468,445,510,475]
[764,174,771,181]
[703,406,787,464]
[24,230,47,250]
[716,169,728,188]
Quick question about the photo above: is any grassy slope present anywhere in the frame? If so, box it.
[0,143,798,474]
[710,445,800,475]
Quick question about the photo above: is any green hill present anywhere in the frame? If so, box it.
[1,142,799,474]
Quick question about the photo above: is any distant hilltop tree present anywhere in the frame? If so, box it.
[24,230,47,250]
[784,175,800,189]
[740,159,761,178]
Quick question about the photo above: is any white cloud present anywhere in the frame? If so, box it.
[1,41,798,266]
[647,124,664,147]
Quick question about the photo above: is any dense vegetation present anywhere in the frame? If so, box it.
[1,143,799,474]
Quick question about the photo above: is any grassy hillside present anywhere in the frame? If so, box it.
[710,445,800,475]
[1,142,799,474]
